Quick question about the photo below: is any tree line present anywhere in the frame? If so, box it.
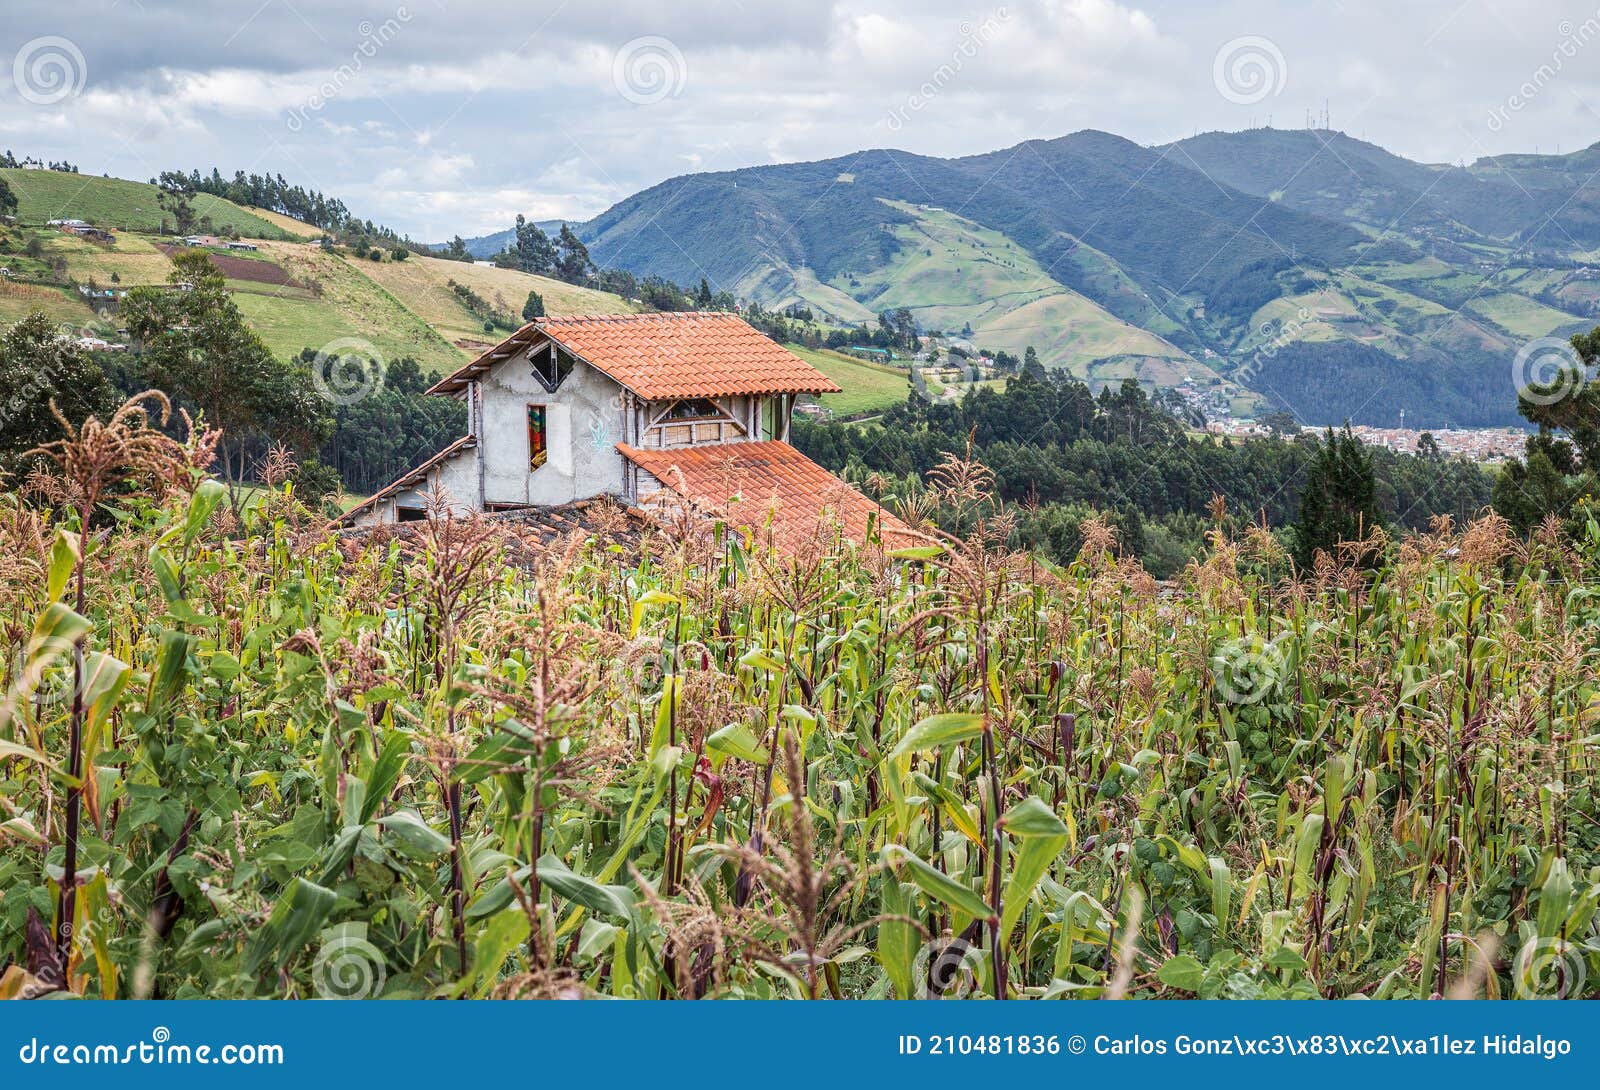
[793,366,1495,575]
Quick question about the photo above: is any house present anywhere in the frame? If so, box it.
[227,241,259,251]
[338,312,917,550]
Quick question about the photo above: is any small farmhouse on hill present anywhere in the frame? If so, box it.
[339,312,915,550]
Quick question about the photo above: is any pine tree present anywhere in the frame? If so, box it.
[1293,425,1382,569]
[554,224,594,284]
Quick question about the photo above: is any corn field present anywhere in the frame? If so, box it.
[1,399,1598,1000]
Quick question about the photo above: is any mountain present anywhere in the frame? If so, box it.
[572,129,1600,428]
[441,220,570,259]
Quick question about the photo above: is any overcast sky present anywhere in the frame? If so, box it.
[4,0,1600,239]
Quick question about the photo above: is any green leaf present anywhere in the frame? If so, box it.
[1265,945,1307,972]
[536,855,634,919]
[706,722,769,765]
[377,810,450,857]
[886,712,984,762]
[881,844,992,922]
[46,529,80,604]
[1157,954,1205,992]
[0,739,56,769]
[243,878,336,973]
[1536,857,1573,939]
[1004,796,1068,838]
[185,478,227,543]
[1000,831,1067,942]
[887,545,945,561]
[147,546,183,604]
[736,648,785,673]
[877,879,918,1000]
[629,589,680,638]
[144,630,191,717]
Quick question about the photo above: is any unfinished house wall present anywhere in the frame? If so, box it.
[348,447,479,527]
[479,350,626,506]
[636,394,764,450]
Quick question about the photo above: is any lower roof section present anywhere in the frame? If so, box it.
[617,440,920,552]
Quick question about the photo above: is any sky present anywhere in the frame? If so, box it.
[4,0,1600,240]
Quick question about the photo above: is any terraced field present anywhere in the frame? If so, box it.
[788,345,911,416]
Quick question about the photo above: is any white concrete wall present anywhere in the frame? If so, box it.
[349,446,479,527]
[480,348,626,506]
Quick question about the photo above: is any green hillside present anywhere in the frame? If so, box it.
[788,345,910,416]
[0,172,895,414]
[1,168,294,238]
[578,129,1600,427]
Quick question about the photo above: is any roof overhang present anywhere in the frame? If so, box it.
[329,435,478,527]
[426,314,843,401]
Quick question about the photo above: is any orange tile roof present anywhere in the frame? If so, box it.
[617,440,920,551]
[429,312,842,400]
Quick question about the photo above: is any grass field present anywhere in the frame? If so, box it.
[43,230,175,286]
[236,241,465,371]
[793,200,1205,382]
[0,281,85,325]
[243,207,325,239]
[789,346,911,416]
[0,168,293,238]
[1463,291,1591,340]
[358,253,637,346]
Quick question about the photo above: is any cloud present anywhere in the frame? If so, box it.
[3,0,1598,239]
